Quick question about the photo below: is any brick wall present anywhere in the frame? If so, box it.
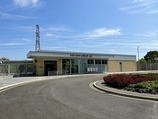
[36,58,44,76]
[108,60,136,72]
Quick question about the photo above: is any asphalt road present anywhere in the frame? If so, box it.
[0,75,157,119]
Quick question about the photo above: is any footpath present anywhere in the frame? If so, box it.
[0,74,103,91]
[0,75,81,91]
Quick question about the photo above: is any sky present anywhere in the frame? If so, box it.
[0,0,158,60]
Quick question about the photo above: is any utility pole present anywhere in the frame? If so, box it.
[137,46,139,61]
[137,46,140,71]
[35,24,40,51]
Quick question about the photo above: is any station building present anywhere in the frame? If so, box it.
[27,50,136,76]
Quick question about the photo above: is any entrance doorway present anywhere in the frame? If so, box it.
[120,62,122,72]
[44,61,57,76]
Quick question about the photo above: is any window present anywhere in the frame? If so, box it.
[102,60,107,64]
[88,60,94,64]
[95,60,101,64]
[62,59,70,73]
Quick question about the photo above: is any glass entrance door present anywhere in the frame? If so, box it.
[62,59,78,74]
[44,61,57,76]
[71,59,78,74]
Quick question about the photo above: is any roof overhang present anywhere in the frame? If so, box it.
[27,50,136,61]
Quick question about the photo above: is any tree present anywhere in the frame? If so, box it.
[0,57,9,60]
[144,50,158,63]
[137,58,147,63]
[0,57,9,64]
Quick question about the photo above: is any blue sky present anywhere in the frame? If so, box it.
[0,0,158,60]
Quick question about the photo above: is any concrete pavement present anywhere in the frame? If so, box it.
[0,75,81,91]
[0,74,104,91]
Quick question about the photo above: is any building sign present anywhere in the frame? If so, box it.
[70,54,92,58]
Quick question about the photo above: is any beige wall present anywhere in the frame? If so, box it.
[57,59,62,74]
[35,58,62,76]
[122,61,137,71]
[108,60,136,72]
[35,58,44,76]
[34,57,136,75]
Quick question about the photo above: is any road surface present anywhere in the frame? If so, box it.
[0,75,157,119]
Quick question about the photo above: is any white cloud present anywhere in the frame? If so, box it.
[41,26,121,41]
[0,42,25,46]
[42,46,66,50]
[147,10,158,14]
[55,28,121,40]
[13,0,39,7]
[22,38,32,42]
[75,42,113,48]
[142,30,158,37]
[141,40,158,49]
[0,11,36,19]
[133,0,146,3]
[132,0,157,7]
[85,28,121,38]
[45,33,53,37]
[120,0,158,14]
[41,26,73,32]
[115,39,158,51]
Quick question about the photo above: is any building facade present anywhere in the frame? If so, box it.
[27,50,136,76]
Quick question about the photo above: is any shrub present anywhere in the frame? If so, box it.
[125,80,158,94]
[103,73,156,89]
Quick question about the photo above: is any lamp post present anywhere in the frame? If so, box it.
[137,46,140,71]
[137,46,139,61]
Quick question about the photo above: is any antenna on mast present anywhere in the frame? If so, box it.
[35,24,40,51]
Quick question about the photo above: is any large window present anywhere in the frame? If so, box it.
[88,60,94,64]
[95,60,101,64]
[71,59,78,74]
[62,59,70,74]
[62,59,79,74]
[102,60,107,64]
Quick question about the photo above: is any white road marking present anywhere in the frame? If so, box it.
[89,82,105,93]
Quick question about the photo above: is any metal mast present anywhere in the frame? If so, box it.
[35,24,40,51]
[137,46,139,61]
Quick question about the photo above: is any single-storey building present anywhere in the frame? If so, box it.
[27,50,136,76]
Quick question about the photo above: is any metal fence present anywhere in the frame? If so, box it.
[0,63,35,76]
[137,63,158,71]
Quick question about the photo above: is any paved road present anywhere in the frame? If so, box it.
[0,75,157,119]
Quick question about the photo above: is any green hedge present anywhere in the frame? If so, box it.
[125,80,158,94]
[103,73,156,89]
[103,73,158,94]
